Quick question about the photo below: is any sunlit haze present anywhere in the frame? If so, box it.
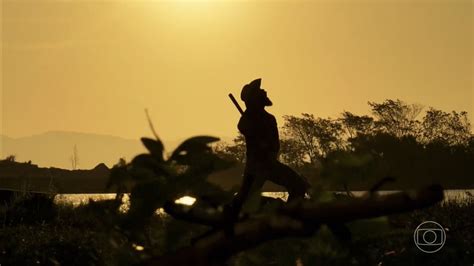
[2,0,472,143]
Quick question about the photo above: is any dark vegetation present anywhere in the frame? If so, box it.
[0,99,473,265]
[216,99,474,190]
[0,158,111,193]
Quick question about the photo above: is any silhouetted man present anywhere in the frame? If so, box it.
[227,78,310,217]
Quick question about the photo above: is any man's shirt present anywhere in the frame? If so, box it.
[238,109,280,162]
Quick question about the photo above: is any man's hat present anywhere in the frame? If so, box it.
[241,78,262,102]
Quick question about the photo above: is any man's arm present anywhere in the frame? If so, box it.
[238,113,254,137]
[269,116,280,154]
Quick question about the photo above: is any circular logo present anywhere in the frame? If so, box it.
[413,221,446,253]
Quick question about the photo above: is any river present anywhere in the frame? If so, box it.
[55,189,474,208]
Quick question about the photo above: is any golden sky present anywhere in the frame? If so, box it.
[1,0,472,142]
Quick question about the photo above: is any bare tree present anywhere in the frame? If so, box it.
[368,99,423,138]
[5,155,16,162]
[421,108,471,146]
[70,145,79,170]
[282,114,346,164]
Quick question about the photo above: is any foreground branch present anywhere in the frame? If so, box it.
[144,185,443,266]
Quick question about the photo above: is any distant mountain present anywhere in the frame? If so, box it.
[0,131,236,170]
[0,131,182,169]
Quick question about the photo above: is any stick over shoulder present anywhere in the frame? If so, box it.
[228,93,244,115]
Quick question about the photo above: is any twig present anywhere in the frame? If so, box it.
[145,108,160,141]
[367,176,396,196]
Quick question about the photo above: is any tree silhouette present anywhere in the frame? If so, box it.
[339,111,374,139]
[282,114,346,165]
[218,99,473,190]
[421,108,471,146]
[368,99,423,138]
[214,134,246,163]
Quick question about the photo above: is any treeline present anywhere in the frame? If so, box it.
[216,99,474,190]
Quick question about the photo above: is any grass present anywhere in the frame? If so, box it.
[0,193,473,265]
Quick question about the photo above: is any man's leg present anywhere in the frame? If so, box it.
[228,172,254,216]
[227,163,267,218]
[267,163,351,240]
[267,161,310,202]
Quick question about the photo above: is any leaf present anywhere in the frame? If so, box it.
[141,137,165,161]
[132,154,174,178]
[129,166,158,183]
[169,136,220,163]
[107,164,132,190]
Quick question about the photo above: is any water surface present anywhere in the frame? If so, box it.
[55,189,474,207]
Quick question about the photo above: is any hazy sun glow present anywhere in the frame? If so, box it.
[2,0,472,145]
